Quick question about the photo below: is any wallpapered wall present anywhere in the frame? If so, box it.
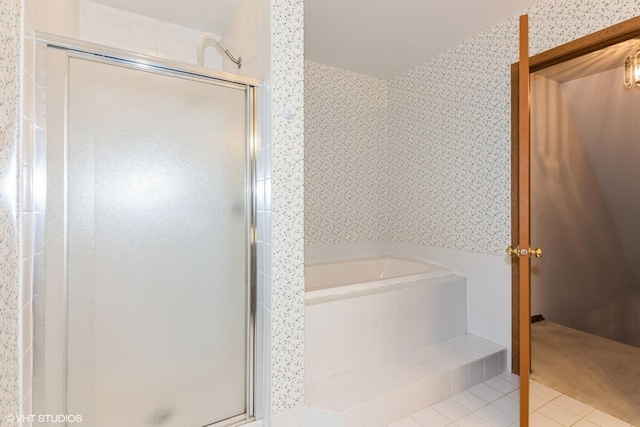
[270,0,305,415]
[304,61,388,246]
[305,0,640,256]
[0,0,22,424]
[386,19,517,254]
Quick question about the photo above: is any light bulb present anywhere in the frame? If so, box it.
[624,55,633,88]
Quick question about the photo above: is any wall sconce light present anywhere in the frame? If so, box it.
[623,50,640,88]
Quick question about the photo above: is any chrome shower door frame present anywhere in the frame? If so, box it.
[31,34,259,427]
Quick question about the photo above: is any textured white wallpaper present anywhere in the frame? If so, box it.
[304,61,389,246]
[386,21,517,254]
[270,0,305,415]
[305,0,640,255]
[0,0,22,424]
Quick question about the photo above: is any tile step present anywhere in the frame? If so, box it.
[303,334,507,427]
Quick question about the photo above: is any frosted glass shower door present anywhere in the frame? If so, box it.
[63,57,250,427]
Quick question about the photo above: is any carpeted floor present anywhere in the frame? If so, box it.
[531,320,640,426]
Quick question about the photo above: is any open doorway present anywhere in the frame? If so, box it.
[511,16,640,427]
[530,38,640,425]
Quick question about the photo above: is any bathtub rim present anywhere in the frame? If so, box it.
[304,256,456,303]
[305,273,465,305]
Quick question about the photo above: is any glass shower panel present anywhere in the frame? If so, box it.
[65,57,248,427]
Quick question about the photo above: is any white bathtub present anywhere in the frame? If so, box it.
[305,256,453,301]
[304,256,466,382]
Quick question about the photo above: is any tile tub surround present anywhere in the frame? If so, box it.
[306,241,514,367]
[305,275,467,384]
[304,334,507,427]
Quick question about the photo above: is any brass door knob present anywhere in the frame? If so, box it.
[529,247,543,258]
[506,246,543,258]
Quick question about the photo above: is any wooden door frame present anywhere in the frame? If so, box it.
[511,15,640,375]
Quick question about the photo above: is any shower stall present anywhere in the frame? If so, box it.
[32,36,258,427]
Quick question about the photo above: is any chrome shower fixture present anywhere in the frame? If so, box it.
[197,32,242,69]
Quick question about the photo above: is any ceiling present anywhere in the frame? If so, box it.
[92,0,240,34]
[305,0,544,79]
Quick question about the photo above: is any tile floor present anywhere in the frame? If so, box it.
[390,372,636,427]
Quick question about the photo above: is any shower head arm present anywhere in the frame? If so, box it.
[197,32,242,69]
[223,49,242,68]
